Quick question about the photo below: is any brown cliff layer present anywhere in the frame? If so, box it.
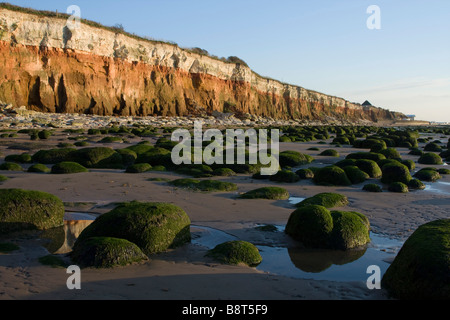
[0,5,405,122]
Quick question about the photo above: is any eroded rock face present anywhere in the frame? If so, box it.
[0,6,405,121]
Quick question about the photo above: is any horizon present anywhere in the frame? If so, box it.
[2,0,449,123]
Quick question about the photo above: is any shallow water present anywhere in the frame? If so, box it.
[424,181,450,195]
[191,224,403,282]
[55,213,404,282]
[288,197,306,205]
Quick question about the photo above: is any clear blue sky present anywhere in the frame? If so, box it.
[5,0,450,122]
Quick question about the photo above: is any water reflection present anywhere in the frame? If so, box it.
[40,212,96,254]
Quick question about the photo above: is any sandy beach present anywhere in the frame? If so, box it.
[0,129,449,301]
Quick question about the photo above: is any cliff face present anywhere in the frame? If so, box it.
[0,6,404,122]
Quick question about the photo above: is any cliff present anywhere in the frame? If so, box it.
[0,4,405,122]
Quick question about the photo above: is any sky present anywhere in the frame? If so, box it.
[5,0,450,122]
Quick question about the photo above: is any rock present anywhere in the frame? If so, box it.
[313,166,352,186]
[0,189,65,233]
[382,219,450,299]
[239,187,290,200]
[206,240,262,267]
[295,193,349,209]
[70,236,148,268]
[75,201,191,255]
[380,162,412,185]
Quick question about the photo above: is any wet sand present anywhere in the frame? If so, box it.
[0,131,449,300]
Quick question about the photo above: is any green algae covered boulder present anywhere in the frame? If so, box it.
[295,192,348,209]
[295,168,314,179]
[414,168,441,182]
[269,169,300,183]
[285,205,334,248]
[31,148,76,164]
[382,219,450,300]
[239,187,289,200]
[51,162,89,174]
[362,183,383,192]
[27,163,51,173]
[318,149,339,157]
[0,189,65,233]
[279,150,313,167]
[206,240,262,267]
[75,201,191,255]
[169,178,238,192]
[70,237,148,268]
[343,166,370,184]
[329,210,371,250]
[380,162,412,185]
[354,159,382,178]
[0,162,23,171]
[125,163,152,173]
[408,178,425,190]
[68,147,124,169]
[285,205,370,250]
[313,166,352,186]
[388,182,409,193]
[418,152,443,165]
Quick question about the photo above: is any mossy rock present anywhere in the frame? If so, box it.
[68,147,124,169]
[295,168,314,179]
[380,162,412,185]
[71,237,148,268]
[424,142,442,152]
[295,193,348,209]
[279,150,313,167]
[116,148,137,166]
[74,202,191,255]
[354,159,382,178]
[100,136,123,143]
[334,159,355,169]
[346,152,386,162]
[239,187,289,200]
[285,205,333,248]
[381,219,450,299]
[408,178,425,190]
[418,152,443,165]
[388,182,409,193]
[206,240,262,267]
[285,205,370,250]
[31,148,76,164]
[0,162,23,171]
[135,147,171,166]
[28,163,50,173]
[413,168,441,182]
[212,167,236,177]
[401,159,415,171]
[38,130,52,140]
[4,153,32,163]
[362,183,382,192]
[0,174,8,182]
[149,165,166,171]
[329,210,371,250]
[125,163,152,173]
[319,149,339,157]
[438,168,450,175]
[269,169,300,183]
[0,189,65,233]
[169,178,238,192]
[343,166,370,184]
[313,166,352,186]
[379,148,401,160]
[125,144,154,155]
[408,148,423,156]
[51,162,89,174]
[74,141,90,147]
